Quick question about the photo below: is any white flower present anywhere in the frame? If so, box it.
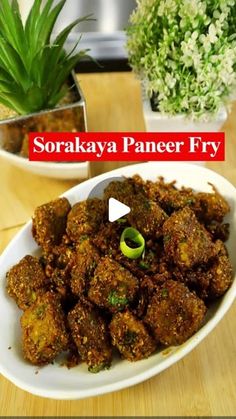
[208,24,218,43]
[165,73,176,89]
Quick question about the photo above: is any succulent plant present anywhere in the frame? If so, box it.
[127,0,236,118]
[0,0,91,115]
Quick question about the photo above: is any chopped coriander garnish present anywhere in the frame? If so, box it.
[161,288,169,298]
[163,235,170,243]
[88,363,110,374]
[124,330,137,345]
[186,198,195,205]
[139,261,150,270]
[116,218,127,224]
[108,291,128,308]
[79,235,89,242]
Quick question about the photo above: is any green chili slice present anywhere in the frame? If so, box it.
[120,227,145,259]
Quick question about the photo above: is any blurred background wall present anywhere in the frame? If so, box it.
[18,0,136,60]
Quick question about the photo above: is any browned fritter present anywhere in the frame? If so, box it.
[32,198,71,252]
[110,311,156,361]
[93,222,162,279]
[7,255,47,310]
[115,247,161,280]
[194,186,230,223]
[68,301,112,373]
[163,207,214,269]
[21,292,68,366]
[41,242,76,296]
[66,198,106,242]
[47,242,75,269]
[92,222,122,256]
[104,178,167,239]
[205,221,230,242]
[171,264,212,300]
[88,257,139,313]
[128,194,168,239]
[145,280,206,346]
[65,340,81,369]
[145,177,196,214]
[171,240,233,300]
[103,178,135,207]
[208,240,233,298]
[70,238,100,296]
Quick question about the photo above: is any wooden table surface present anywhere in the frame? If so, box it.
[0,72,236,417]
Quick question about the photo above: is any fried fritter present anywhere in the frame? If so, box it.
[92,222,121,256]
[145,280,206,346]
[171,264,212,300]
[128,194,168,239]
[208,240,233,298]
[21,292,68,365]
[163,207,214,269]
[110,311,156,361]
[70,238,100,296]
[104,178,167,239]
[68,301,112,373]
[66,199,106,242]
[32,198,71,252]
[103,178,135,207]
[205,221,230,242]
[88,257,139,313]
[194,186,230,223]
[145,177,196,214]
[171,240,233,300]
[41,242,75,296]
[7,255,47,310]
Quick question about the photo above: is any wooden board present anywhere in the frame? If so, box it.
[0,72,236,417]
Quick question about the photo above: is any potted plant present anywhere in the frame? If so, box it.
[127,0,236,132]
[0,0,91,179]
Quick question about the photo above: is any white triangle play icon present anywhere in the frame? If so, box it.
[109,198,131,223]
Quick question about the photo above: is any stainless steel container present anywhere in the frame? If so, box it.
[0,72,87,157]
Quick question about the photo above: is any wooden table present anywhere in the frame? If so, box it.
[0,73,236,417]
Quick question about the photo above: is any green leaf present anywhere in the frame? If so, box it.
[55,14,93,49]
[36,0,66,47]
[48,51,88,100]
[0,0,26,60]
[25,0,42,48]
[0,80,13,93]
[0,38,29,91]
[0,91,28,114]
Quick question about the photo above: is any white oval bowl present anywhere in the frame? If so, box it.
[0,148,89,180]
[0,162,236,400]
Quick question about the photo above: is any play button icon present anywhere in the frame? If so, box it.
[109,198,131,223]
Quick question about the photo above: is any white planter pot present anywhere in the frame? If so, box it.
[142,94,228,133]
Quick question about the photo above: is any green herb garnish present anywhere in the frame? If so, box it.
[108,291,128,308]
[116,218,127,224]
[186,198,195,205]
[163,235,171,243]
[161,288,169,298]
[139,261,150,270]
[88,363,110,374]
[124,330,137,345]
[35,304,47,319]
